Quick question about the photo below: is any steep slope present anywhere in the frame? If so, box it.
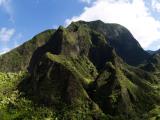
[20,53,106,120]
[0,29,55,72]
[69,20,150,66]
[19,25,114,119]
[28,25,114,72]
[92,59,159,119]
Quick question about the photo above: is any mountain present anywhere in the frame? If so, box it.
[0,29,55,72]
[69,20,150,66]
[147,49,160,55]
[147,50,155,55]
[0,20,160,120]
[0,20,150,72]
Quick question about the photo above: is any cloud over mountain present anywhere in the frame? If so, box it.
[0,27,15,42]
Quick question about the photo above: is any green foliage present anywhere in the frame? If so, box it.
[0,71,27,98]
[0,92,57,120]
[0,72,58,120]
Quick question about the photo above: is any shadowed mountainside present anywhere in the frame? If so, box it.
[69,20,150,66]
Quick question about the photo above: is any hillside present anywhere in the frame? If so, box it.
[0,20,160,120]
[0,29,55,72]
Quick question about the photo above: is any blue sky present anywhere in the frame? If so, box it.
[0,0,160,54]
[0,0,86,54]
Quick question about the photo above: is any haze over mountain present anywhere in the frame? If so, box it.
[0,20,160,120]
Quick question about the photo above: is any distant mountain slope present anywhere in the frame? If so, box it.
[157,49,160,54]
[142,53,160,72]
[147,50,155,55]
[147,49,160,55]
[0,29,55,72]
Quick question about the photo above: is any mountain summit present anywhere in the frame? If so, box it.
[0,20,160,120]
[69,20,150,66]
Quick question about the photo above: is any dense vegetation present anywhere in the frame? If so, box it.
[0,72,60,120]
[0,20,160,120]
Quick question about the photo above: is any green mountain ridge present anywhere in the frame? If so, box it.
[0,29,55,72]
[0,20,160,120]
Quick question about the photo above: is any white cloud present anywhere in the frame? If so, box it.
[80,0,93,4]
[0,0,7,5]
[0,27,15,42]
[52,25,58,29]
[152,0,160,12]
[66,0,160,50]
[156,45,160,50]
[0,0,14,22]
[0,30,22,55]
